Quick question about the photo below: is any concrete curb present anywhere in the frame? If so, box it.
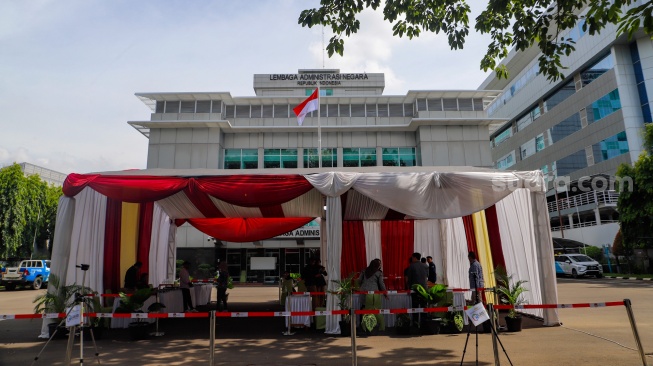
[604,276,653,281]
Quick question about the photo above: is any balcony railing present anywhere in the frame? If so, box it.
[547,190,618,213]
[550,219,619,232]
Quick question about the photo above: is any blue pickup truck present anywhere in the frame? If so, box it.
[0,259,51,290]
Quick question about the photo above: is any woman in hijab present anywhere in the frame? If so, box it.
[358,258,388,331]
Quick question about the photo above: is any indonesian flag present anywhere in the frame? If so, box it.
[293,88,319,126]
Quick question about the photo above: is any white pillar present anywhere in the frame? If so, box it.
[612,44,645,162]
[568,214,575,228]
[594,207,602,226]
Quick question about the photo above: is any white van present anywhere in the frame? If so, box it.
[555,254,603,278]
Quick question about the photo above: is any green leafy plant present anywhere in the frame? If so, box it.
[115,287,164,321]
[361,314,378,332]
[495,267,529,318]
[329,272,358,322]
[33,274,83,314]
[396,313,412,328]
[412,283,447,306]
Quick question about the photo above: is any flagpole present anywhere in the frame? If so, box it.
[317,86,322,168]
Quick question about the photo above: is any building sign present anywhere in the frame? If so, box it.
[269,73,369,86]
[276,219,320,239]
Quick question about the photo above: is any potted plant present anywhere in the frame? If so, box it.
[412,283,447,335]
[33,274,83,339]
[360,313,378,335]
[329,272,357,337]
[394,313,412,335]
[115,287,164,340]
[436,291,465,334]
[495,267,529,332]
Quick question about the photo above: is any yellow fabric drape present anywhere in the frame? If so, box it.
[472,211,496,305]
[119,202,140,288]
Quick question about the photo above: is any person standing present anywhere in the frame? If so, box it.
[313,260,328,308]
[124,261,142,291]
[358,259,388,331]
[216,261,230,312]
[406,253,429,309]
[468,252,485,304]
[427,256,437,283]
[180,261,197,312]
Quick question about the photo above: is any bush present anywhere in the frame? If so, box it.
[583,246,603,262]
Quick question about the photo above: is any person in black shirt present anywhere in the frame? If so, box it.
[427,256,437,283]
[124,261,142,291]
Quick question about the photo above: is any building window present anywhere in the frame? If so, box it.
[180,101,195,113]
[592,131,629,163]
[550,113,582,143]
[556,149,587,176]
[587,89,621,124]
[224,149,258,169]
[196,101,211,113]
[516,105,541,131]
[581,53,614,87]
[496,152,515,170]
[343,148,377,167]
[306,89,333,96]
[273,104,289,118]
[630,43,653,123]
[264,149,298,169]
[304,148,337,168]
[155,101,164,113]
[521,139,536,160]
[382,147,416,167]
[536,134,545,152]
[493,127,512,147]
[164,101,180,113]
[543,80,575,112]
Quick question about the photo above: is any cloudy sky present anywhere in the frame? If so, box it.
[0,0,494,174]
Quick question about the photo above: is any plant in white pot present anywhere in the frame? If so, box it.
[33,274,83,339]
[329,272,357,336]
[494,267,529,332]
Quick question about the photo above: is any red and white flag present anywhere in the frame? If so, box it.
[293,88,319,126]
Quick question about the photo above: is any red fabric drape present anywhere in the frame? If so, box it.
[462,215,478,254]
[485,205,507,270]
[136,202,154,276]
[63,174,188,202]
[103,198,122,293]
[186,217,314,242]
[381,220,414,290]
[341,221,367,279]
[184,180,224,218]
[192,175,313,207]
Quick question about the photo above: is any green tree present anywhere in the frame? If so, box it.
[299,0,653,81]
[616,124,653,253]
[0,164,62,259]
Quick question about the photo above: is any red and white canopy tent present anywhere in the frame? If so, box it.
[47,166,560,334]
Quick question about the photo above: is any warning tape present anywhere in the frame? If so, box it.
[0,301,626,320]
[291,288,487,296]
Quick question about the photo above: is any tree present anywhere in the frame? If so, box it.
[0,164,62,259]
[616,124,653,253]
[298,0,652,81]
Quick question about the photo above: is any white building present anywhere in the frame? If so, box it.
[128,69,503,282]
[480,11,653,248]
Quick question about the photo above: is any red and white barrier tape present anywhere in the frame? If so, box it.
[0,301,626,320]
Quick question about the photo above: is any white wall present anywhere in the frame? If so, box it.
[551,222,619,247]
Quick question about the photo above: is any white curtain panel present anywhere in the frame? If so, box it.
[149,203,171,287]
[156,191,205,219]
[530,191,560,326]
[303,172,360,197]
[441,217,470,296]
[343,189,389,220]
[40,196,76,338]
[281,188,324,217]
[167,223,178,281]
[324,196,343,334]
[65,187,107,296]
[414,219,443,282]
[362,220,382,264]
[210,196,263,218]
[495,190,543,318]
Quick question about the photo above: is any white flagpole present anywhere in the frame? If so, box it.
[317,86,322,168]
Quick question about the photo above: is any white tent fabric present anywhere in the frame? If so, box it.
[363,221,381,264]
[149,203,172,287]
[324,196,343,335]
[414,219,443,282]
[441,218,471,296]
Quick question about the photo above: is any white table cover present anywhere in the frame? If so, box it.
[285,294,311,328]
[352,292,411,327]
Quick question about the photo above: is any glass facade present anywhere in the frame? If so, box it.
[550,113,582,144]
[516,105,541,131]
[224,149,258,169]
[630,43,653,123]
[543,80,575,112]
[343,148,377,167]
[581,53,614,87]
[592,131,629,163]
[493,127,512,147]
[556,149,587,176]
[587,89,621,124]
[304,148,337,168]
[496,152,515,170]
[263,149,298,169]
[382,147,416,167]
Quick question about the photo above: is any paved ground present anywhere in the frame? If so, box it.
[1,277,652,366]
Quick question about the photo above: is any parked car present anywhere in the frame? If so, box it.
[555,254,603,278]
[0,259,51,290]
